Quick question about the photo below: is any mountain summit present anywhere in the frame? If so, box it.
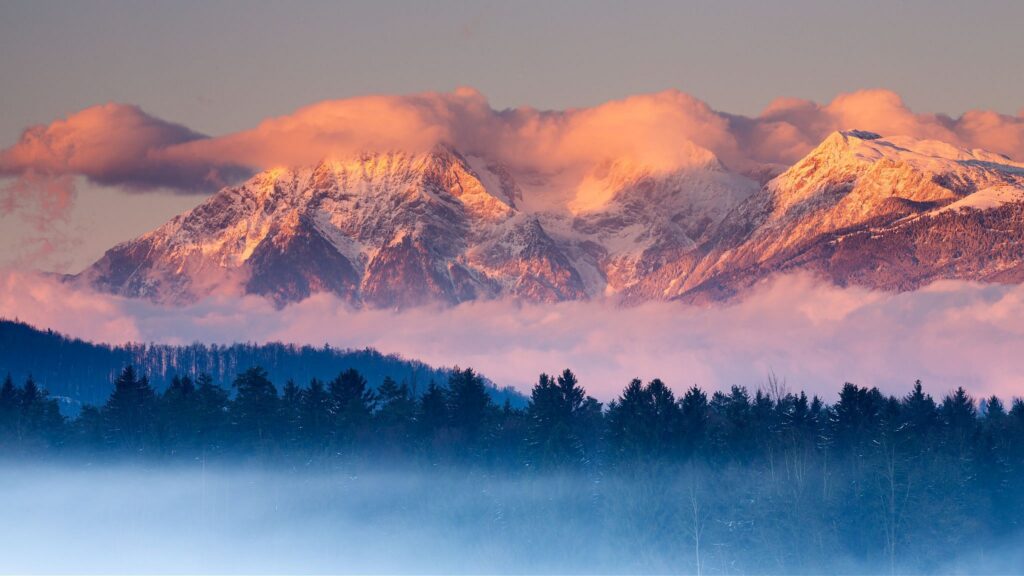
[77,132,1024,307]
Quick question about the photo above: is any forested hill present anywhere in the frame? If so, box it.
[0,319,522,408]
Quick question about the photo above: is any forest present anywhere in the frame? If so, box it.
[0,318,519,407]
[1,362,1022,574]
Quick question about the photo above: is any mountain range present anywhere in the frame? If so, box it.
[76,130,1024,308]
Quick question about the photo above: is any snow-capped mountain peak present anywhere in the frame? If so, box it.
[77,131,1024,307]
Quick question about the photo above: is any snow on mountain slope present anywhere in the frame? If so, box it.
[935,185,1024,214]
[567,157,757,294]
[78,130,1024,308]
[79,143,754,307]
[667,130,1024,301]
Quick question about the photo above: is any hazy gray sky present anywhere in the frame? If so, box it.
[2,0,1022,147]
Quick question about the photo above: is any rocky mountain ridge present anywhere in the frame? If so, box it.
[77,131,1024,307]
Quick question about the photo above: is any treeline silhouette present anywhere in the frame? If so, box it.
[2,366,1023,573]
[2,366,1022,470]
[0,319,522,407]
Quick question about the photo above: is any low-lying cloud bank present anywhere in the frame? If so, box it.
[2,270,1023,402]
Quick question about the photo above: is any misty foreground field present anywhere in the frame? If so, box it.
[2,460,1022,575]
[2,352,1023,574]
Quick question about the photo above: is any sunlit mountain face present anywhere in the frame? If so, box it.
[5,86,1024,301]
[71,129,1024,308]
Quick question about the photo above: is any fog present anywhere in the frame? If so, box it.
[4,270,1024,402]
[2,460,1021,575]
[0,462,658,574]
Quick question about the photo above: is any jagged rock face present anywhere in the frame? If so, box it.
[668,131,1024,301]
[80,144,750,307]
[245,214,361,306]
[79,132,1024,307]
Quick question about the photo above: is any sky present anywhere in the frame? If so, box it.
[2,0,1023,271]
[3,0,1023,146]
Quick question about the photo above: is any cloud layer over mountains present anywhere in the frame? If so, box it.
[3,88,1023,198]
[3,269,1023,403]
[4,89,1024,403]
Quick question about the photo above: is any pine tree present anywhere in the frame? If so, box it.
[983,395,1006,422]
[901,380,939,453]
[785,391,813,434]
[328,368,376,446]
[493,398,529,466]
[103,366,156,450]
[576,395,604,465]
[751,389,777,458]
[710,386,754,462]
[16,375,64,448]
[0,374,18,439]
[527,373,560,462]
[647,378,680,456]
[195,373,229,453]
[417,380,449,451]
[1010,398,1024,422]
[607,378,653,459]
[830,383,884,458]
[280,379,303,448]
[160,375,197,452]
[527,370,588,466]
[376,376,415,450]
[231,367,279,448]
[446,367,494,455]
[941,387,977,461]
[299,378,332,450]
[679,386,709,459]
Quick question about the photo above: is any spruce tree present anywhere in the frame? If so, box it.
[711,386,754,462]
[607,378,653,459]
[647,378,680,456]
[418,380,449,451]
[527,370,588,466]
[231,367,279,449]
[160,375,197,452]
[328,368,376,446]
[103,366,156,450]
[376,376,415,450]
[679,386,709,459]
[901,380,939,453]
[299,378,332,450]
[446,367,493,455]
[280,379,303,448]
[830,383,884,458]
[195,373,229,453]
[941,387,978,464]
[0,374,18,438]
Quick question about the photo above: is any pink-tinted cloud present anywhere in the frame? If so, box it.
[0,103,247,192]
[0,269,140,342]
[159,88,742,176]
[160,90,479,170]
[0,105,248,265]
[2,89,1023,207]
[3,269,1023,403]
[740,89,1024,165]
